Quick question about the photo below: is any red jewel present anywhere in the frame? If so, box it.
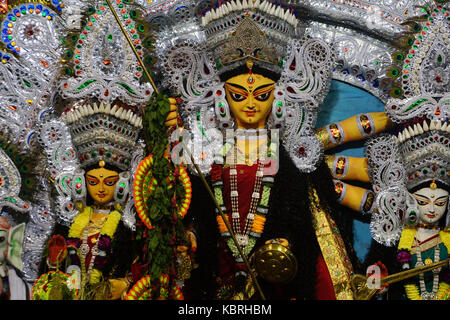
[298,146,306,154]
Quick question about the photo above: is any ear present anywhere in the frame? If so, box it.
[7,223,25,271]
[114,171,131,205]
[72,169,87,205]
[404,193,419,227]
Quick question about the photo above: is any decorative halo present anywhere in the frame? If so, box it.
[125,274,184,300]
[133,154,192,229]
[31,270,78,300]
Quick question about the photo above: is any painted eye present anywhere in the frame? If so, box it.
[255,92,272,101]
[0,236,5,243]
[105,180,118,187]
[229,92,246,102]
[435,201,447,207]
[87,179,98,186]
[417,200,427,206]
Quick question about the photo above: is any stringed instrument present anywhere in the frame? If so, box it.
[351,259,449,300]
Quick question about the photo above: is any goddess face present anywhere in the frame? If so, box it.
[225,73,275,129]
[85,167,119,205]
[413,187,449,225]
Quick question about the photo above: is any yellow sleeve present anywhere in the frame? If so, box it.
[316,112,392,150]
[333,180,375,214]
[325,155,370,183]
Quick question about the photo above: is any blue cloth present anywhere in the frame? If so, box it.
[316,80,385,263]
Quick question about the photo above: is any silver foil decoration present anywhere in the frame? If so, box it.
[366,134,407,246]
[37,118,80,227]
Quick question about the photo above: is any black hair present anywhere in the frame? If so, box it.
[219,64,281,83]
[409,180,449,194]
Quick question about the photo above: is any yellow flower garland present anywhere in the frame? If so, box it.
[405,282,450,300]
[68,207,92,239]
[398,227,416,252]
[68,206,122,239]
[67,207,122,287]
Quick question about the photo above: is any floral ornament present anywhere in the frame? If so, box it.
[31,270,78,300]
[125,273,184,300]
[1,3,63,54]
[47,235,68,268]
[59,1,153,105]
[133,154,192,229]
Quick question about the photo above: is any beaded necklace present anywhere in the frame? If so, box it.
[414,231,441,300]
[213,130,274,263]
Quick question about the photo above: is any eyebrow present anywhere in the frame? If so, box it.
[225,82,248,92]
[104,175,119,180]
[415,194,448,200]
[226,82,275,93]
[253,83,275,92]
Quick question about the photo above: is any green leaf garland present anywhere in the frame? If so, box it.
[139,93,187,296]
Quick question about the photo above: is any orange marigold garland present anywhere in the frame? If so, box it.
[133,154,192,229]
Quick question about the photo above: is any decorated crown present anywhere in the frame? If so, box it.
[202,0,299,79]
[395,118,449,190]
[60,100,143,171]
[56,1,152,171]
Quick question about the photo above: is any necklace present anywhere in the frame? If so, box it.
[229,142,266,248]
[212,130,274,263]
[68,206,122,286]
[414,235,441,300]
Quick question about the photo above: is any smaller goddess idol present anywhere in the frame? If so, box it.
[363,4,449,300]
[33,99,144,300]
[365,121,449,300]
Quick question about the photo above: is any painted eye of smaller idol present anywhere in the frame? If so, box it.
[0,236,5,243]
[229,92,246,102]
[254,92,272,102]
[87,179,98,186]
[435,200,447,207]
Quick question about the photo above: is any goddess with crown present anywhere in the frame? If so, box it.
[363,4,449,300]
[150,0,394,300]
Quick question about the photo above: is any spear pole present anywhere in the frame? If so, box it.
[105,0,266,300]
